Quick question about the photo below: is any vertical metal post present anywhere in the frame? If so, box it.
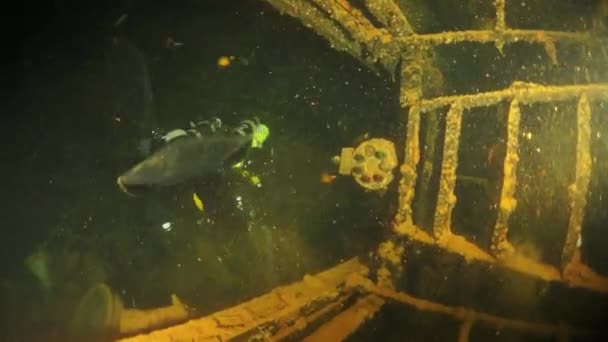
[491,99,520,257]
[395,56,422,227]
[495,0,506,31]
[562,94,592,268]
[395,104,421,227]
[432,102,463,241]
[494,0,506,52]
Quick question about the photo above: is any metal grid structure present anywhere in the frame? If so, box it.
[120,1,608,341]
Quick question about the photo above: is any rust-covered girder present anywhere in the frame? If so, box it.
[362,0,413,37]
[118,258,368,341]
[491,99,520,258]
[347,273,596,340]
[264,0,401,72]
[420,82,608,113]
[432,101,463,242]
[263,0,603,76]
[393,82,608,293]
[562,95,592,268]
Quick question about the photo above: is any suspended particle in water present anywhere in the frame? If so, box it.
[162,221,173,231]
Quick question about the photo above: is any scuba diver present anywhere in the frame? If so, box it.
[116,117,270,196]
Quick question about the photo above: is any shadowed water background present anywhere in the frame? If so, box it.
[5,0,397,340]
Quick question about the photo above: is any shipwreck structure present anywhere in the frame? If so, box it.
[119,1,608,341]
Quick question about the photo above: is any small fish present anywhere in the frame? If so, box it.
[117,133,253,195]
[192,192,204,211]
[217,56,232,68]
[320,172,337,184]
[217,54,253,68]
[165,37,184,49]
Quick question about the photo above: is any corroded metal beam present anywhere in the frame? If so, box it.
[432,102,463,242]
[363,0,414,37]
[491,99,520,258]
[264,0,399,72]
[310,0,385,45]
[399,29,591,48]
[495,0,506,32]
[302,295,384,341]
[118,258,367,341]
[348,273,595,339]
[562,95,592,267]
[263,0,601,77]
[394,105,420,228]
[394,218,608,293]
[381,58,423,289]
[494,0,506,52]
[264,0,365,63]
[420,82,608,112]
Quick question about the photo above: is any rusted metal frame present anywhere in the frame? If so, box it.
[394,102,420,224]
[363,0,414,37]
[379,57,423,290]
[419,82,608,113]
[263,0,365,65]
[391,83,608,293]
[395,104,421,227]
[348,274,595,339]
[313,0,400,70]
[491,99,520,258]
[302,295,385,342]
[398,29,591,48]
[494,0,506,32]
[394,215,608,293]
[432,102,463,242]
[267,293,353,340]
[494,0,506,52]
[310,0,387,45]
[119,258,366,342]
[264,0,399,72]
[562,94,592,268]
[458,314,475,342]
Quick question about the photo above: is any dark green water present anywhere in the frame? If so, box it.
[6,1,397,340]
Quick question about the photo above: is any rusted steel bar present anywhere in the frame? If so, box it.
[263,0,364,64]
[380,56,426,291]
[395,104,420,227]
[562,94,592,268]
[394,217,608,293]
[272,296,351,340]
[400,56,423,106]
[563,249,608,292]
[494,0,507,52]
[310,0,385,44]
[363,0,414,36]
[432,102,463,241]
[119,258,366,342]
[420,82,608,113]
[399,29,592,48]
[458,315,475,342]
[495,0,506,32]
[348,274,595,339]
[264,0,400,72]
[302,295,384,342]
[263,1,601,76]
[314,0,400,70]
[491,99,520,258]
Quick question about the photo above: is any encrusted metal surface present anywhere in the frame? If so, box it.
[119,258,367,341]
[491,99,520,258]
[432,102,462,242]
